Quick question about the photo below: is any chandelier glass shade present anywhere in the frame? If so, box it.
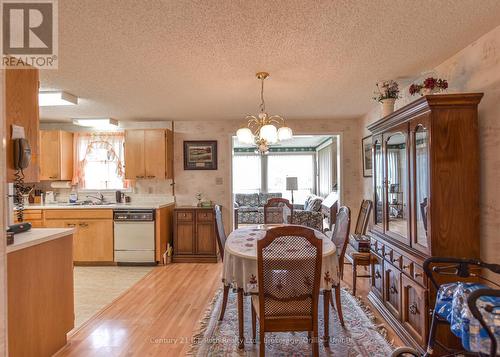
[236,72,293,154]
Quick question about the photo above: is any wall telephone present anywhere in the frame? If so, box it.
[12,138,32,223]
[13,138,32,170]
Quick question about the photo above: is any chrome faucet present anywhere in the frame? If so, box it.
[86,192,105,204]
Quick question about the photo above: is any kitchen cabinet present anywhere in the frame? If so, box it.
[155,205,174,263]
[14,209,44,227]
[40,130,74,181]
[6,67,40,183]
[124,129,173,180]
[173,207,217,262]
[8,233,74,356]
[44,209,114,263]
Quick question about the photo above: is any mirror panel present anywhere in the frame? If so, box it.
[374,139,383,226]
[386,132,408,238]
[414,126,429,247]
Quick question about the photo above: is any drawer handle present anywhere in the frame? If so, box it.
[66,223,76,227]
[402,264,411,270]
[384,252,391,257]
[79,223,89,228]
[389,286,398,295]
[375,271,381,279]
[414,272,423,278]
[391,257,400,263]
[409,302,418,315]
[49,175,57,179]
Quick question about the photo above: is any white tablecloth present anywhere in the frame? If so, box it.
[222,225,340,293]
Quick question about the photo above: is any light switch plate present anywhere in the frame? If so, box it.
[215,177,223,185]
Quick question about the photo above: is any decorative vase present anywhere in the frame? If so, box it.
[381,98,396,117]
[420,88,438,96]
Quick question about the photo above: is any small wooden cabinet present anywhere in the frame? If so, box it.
[44,209,114,263]
[124,129,173,180]
[173,207,217,263]
[40,130,74,181]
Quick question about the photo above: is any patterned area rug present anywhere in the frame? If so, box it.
[188,288,393,356]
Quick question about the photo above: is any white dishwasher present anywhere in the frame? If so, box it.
[114,209,156,264]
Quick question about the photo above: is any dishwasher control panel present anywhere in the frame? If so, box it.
[113,209,155,221]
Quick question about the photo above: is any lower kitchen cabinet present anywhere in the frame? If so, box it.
[44,209,114,264]
[173,207,217,263]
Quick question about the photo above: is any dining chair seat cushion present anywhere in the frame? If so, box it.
[251,295,313,320]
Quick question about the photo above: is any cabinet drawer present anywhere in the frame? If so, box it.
[413,264,426,287]
[384,261,402,320]
[197,211,213,221]
[402,275,428,346]
[402,256,414,277]
[374,241,384,257]
[44,209,113,220]
[176,211,193,221]
[383,246,393,262]
[390,251,403,268]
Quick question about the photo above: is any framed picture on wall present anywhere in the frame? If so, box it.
[183,141,218,170]
[362,135,373,177]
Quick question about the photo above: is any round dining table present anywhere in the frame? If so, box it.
[222,224,340,348]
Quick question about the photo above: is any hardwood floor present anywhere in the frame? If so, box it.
[55,263,222,356]
[56,261,403,356]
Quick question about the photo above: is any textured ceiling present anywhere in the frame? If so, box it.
[40,0,500,122]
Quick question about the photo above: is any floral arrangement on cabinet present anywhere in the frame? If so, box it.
[409,77,448,96]
[373,80,400,117]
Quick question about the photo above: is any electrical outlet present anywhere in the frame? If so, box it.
[215,177,223,185]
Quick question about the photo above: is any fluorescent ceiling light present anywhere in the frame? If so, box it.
[72,118,119,129]
[39,91,78,106]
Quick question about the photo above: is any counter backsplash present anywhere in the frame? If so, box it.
[28,179,174,204]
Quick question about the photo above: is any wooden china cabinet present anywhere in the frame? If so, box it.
[366,93,483,353]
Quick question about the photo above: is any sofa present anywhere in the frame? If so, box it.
[291,195,324,231]
[234,193,282,226]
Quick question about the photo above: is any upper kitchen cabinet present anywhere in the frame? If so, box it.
[40,130,74,181]
[6,67,40,183]
[124,129,173,180]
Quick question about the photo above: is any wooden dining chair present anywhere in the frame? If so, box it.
[263,198,293,225]
[214,205,231,321]
[347,200,373,296]
[328,206,351,327]
[252,226,322,357]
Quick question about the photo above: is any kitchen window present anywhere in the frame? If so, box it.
[74,132,127,190]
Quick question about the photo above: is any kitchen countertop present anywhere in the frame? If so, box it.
[7,228,75,254]
[21,200,175,210]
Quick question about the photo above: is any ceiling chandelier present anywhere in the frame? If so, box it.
[236,72,293,154]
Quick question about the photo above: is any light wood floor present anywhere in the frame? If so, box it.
[56,262,402,356]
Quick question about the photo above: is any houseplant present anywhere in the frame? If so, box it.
[409,77,448,96]
[373,80,400,117]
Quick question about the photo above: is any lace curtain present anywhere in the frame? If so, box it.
[72,132,128,189]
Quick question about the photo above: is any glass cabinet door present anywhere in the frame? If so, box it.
[373,137,384,229]
[411,118,430,253]
[384,128,410,244]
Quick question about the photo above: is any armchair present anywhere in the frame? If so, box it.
[291,195,325,231]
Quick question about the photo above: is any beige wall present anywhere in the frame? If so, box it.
[359,24,500,268]
[173,117,363,232]
[0,69,8,355]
